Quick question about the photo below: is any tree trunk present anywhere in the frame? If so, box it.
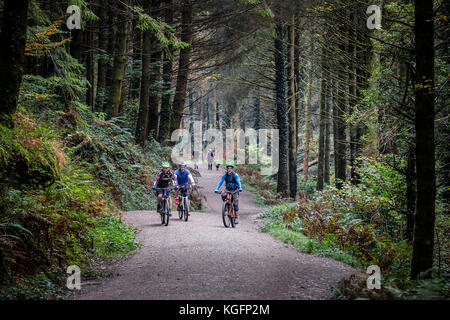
[274,22,289,197]
[0,0,29,127]
[109,0,129,117]
[324,78,331,185]
[406,146,416,243]
[348,9,358,184]
[288,15,297,198]
[317,43,327,191]
[157,0,174,142]
[148,19,163,139]
[135,4,152,146]
[86,16,95,110]
[170,0,193,133]
[96,0,108,110]
[411,0,436,280]
[303,26,313,181]
[334,15,347,189]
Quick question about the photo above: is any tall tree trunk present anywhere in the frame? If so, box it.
[274,22,289,197]
[216,101,221,129]
[86,16,95,110]
[148,47,163,139]
[348,9,358,184]
[294,23,303,146]
[303,26,313,181]
[158,0,174,142]
[170,0,193,132]
[96,0,108,110]
[147,0,163,139]
[109,0,129,117]
[411,0,435,280]
[70,30,82,62]
[254,90,261,130]
[135,3,152,146]
[0,0,29,127]
[105,0,117,112]
[324,78,331,185]
[288,14,297,198]
[317,43,327,191]
[406,146,416,243]
[334,14,347,189]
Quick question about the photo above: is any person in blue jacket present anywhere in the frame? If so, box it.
[214,164,242,224]
[174,162,196,215]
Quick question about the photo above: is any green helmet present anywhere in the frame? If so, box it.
[225,163,234,169]
[161,161,171,168]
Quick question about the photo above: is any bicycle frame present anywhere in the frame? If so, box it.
[225,192,236,218]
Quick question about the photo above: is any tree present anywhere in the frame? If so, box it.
[411,0,436,280]
[136,1,153,145]
[170,0,193,133]
[274,21,289,197]
[303,25,313,181]
[288,14,297,198]
[0,0,30,127]
[108,0,130,117]
[158,0,175,142]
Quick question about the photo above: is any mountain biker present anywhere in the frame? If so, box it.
[174,162,196,215]
[214,164,242,224]
[153,162,177,214]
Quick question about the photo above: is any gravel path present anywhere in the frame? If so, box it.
[73,163,356,300]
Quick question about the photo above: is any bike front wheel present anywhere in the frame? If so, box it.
[164,198,170,226]
[222,202,231,228]
[183,197,189,222]
[160,201,166,225]
[178,197,183,220]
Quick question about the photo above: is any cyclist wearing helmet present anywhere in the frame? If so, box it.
[174,162,196,215]
[214,164,242,224]
[153,162,177,214]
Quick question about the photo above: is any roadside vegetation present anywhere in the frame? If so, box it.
[237,164,449,300]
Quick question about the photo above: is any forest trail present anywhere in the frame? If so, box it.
[72,163,357,300]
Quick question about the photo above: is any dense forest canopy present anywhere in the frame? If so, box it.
[0,0,448,299]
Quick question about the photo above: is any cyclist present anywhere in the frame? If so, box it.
[214,164,242,224]
[153,162,177,214]
[174,162,196,215]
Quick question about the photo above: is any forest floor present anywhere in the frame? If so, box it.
[70,163,357,300]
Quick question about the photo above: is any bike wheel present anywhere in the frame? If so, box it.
[178,197,183,220]
[164,199,170,226]
[222,203,231,228]
[184,198,189,222]
[160,201,166,225]
[230,208,236,228]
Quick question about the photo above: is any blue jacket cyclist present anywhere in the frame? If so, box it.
[174,162,195,215]
[214,164,242,224]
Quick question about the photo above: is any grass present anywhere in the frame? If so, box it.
[259,217,361,269]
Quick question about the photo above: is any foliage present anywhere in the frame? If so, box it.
[0,108,139,297]
[235,165,278,205]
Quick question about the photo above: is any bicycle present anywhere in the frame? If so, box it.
[176,185,190,222]
[216,189,239,228]
[155,187,173,226]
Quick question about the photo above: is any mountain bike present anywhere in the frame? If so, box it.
[176,185,190,222]
[156,187,173,226]
[216,189,239,228]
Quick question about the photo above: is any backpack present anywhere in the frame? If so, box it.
[225,172,238,189]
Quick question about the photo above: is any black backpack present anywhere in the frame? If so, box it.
[225,172,238,189]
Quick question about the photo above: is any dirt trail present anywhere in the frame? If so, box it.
[73,163,356,300]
